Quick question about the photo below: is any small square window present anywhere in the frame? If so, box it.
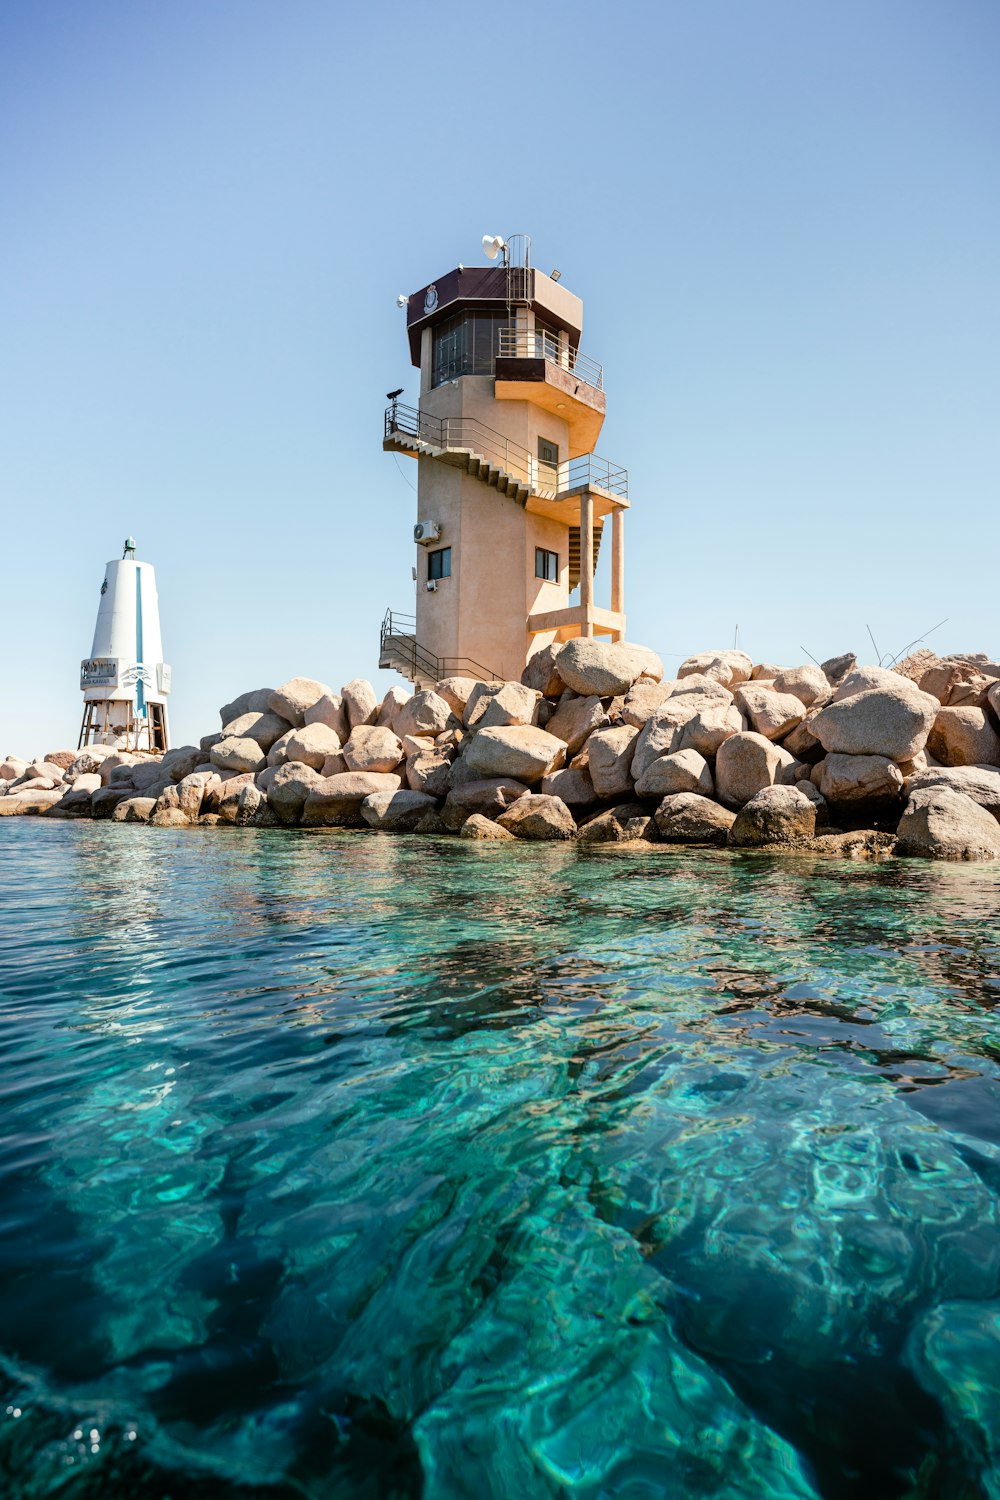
[428,547,451,580]
[535,547,559,582]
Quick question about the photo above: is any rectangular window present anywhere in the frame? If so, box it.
[535,547,558,582]
[428,547,451,580]
[538,438,559,468]
[431,312,510,388]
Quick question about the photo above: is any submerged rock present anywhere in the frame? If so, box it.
[459,814,516,841]
[728,785,817,847]
[655,792,735,845]
[496,793,576,840]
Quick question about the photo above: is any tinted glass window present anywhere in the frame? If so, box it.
[428,547,452,580]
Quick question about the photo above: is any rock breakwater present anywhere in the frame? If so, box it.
[4,643,1000,861]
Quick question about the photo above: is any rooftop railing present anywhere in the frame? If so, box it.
[496,327,604,391]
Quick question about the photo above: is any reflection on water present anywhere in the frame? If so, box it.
[0,822,999,1498]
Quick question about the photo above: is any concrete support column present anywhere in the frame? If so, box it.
[580,490,594,638]
[611,507,625,617]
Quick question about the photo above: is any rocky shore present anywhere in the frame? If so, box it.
[4,641,1000,861]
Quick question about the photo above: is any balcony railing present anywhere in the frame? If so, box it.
[496,327,604,391]
[385,402,627,501]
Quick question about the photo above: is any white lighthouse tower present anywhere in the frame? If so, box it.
[78,538,171,752]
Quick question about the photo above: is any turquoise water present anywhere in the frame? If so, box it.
[1,823,999,1499]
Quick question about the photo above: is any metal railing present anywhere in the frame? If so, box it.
[385,402,627,501]
[496,327,604,391]
[379,610,500,684]
[386,402,535,490]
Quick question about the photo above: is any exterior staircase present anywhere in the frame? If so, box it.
[384,426,533,505]
[568,522,604,592]
[379,611,499,688]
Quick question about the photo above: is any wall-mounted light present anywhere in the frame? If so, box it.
[550,269,562,282]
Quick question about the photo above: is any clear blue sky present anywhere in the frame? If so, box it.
[2,0,997,753]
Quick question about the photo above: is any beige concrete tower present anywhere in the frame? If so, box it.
[380,235,627,684]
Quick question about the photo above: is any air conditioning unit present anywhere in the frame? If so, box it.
[413,521,441,545]
[426,579,438,592]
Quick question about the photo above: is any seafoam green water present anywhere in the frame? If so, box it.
[1,821,999,1499]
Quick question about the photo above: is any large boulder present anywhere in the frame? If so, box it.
[782,713,825,764]
[587,725,638,799]
[268,763,325,823]
[361,789,438,832]
[919,660,998,706]
[269,678,332,727]
[161,745,204,781]
[150,808,192,828]
[577,802,656,843]
[677,650,752,688]
[304,693,350,740]
[213,774,257,823]
[772,665,830,707]
[441,778,530,832]
[435,676,480,717]
[0,757,28,781]
[715,732,796,809]
[0,789,64,815]
[130,763,175,797]
[670,676,734,703]
[654,792,735,845]
[556,639,663,697]
[810,680,938,760]
[496,794,576,840]
[342,725,403,774]
[813,754,906,805]
[234,784,278,827]
[220,712,291,753]
[907,765,1000,821]
[459,814,517,841]
[26,760,66,783]
[544,693,607,754]
[51,786,98,817]
[377,686,412,730]
[729,786,818,847]
[621,678,674,728]
[301,772,403,827]
[110,796,157,823]
[393,689,454,739]
[927,707,1000,768]
[279,723,344,771]
[91,786,133,819]
[406,752,453,797]
[463,681,539,730]
[520,644,566,699]
[896,788,1000,862]
[461,726,565,785]
[43,749,78,770]
[630,701,702,781]
[820,653,856,688]
[211,736,267,775]
[540,765,599,806]
[634,748,713,800]
[174,770,221,820]
[734,684,805,741]
[341,679,379,730]
[219,688,274,726]
[676,703,744,760]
